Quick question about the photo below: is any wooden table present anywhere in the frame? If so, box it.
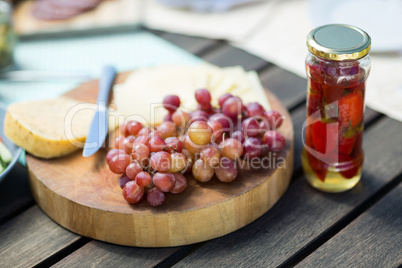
[0,29,401,268]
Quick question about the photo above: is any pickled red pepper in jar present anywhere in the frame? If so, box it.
[302,24,371,192]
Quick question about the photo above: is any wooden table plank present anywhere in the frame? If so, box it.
[158,32,220,56]
[298,184,402,268]
[52,240,181,268]
[202,45,269,71]
[259,66,306,110]
[0,162,34,225]
[0,206,80,267]
[173,117,402,267]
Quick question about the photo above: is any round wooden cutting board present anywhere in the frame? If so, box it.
[26,72,294,247]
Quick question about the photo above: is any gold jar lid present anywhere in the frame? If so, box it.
[307,24,371,61]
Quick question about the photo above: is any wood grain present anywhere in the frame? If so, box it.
[53,240,181,267]
[172,117,402,267]
[259,66,307,110]
[13,0,140,36]
[26,73,294,247]
[202,46,269,71]
[298,184,402,268]
[159,32,220,56]
[0,206,80,267]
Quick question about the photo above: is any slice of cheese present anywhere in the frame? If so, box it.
[113,64,271,125]
[247,71,271,110]
[4,96,120,159]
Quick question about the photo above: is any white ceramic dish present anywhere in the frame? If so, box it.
[0,103,22,183]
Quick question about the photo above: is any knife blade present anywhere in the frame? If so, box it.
[82,66,116,157]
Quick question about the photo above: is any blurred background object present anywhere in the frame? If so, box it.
[0,0,16,70]
[309,0,402,52]
[154,0,260,12]
[145,0,275,41]
[13,0,142,36]
[31,0,103,21]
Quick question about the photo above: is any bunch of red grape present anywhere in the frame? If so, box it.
[107,89,286,206]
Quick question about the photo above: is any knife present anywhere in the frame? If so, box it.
[83,66,116,157]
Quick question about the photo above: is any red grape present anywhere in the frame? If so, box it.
[114,136,125,150]
[157,121,177,139]
[119,174,131,189]
[109,153,131,174]
[181,148,195,174]
[148,130,162,140]
[131,143,150,162]
[259,119,270,132]
[164,112,173,122]
[222,97,242,119]
[208,120,224,144]
[197,103,213,113]
[138,127,152,137]
[123,181,144,203]
[243,137,263,159]
[245,102,265,117]
[148,136,166,152]
[126,162,143,180]
[172,110,190,128]
[122,135,136,154]
[153,172,176,192]
[215,157,238,182]
[192,159,214,182]
[242,117,260,137]
[209,113,232,130]
[150,151,172,172]
[220,138,243,160]
[188,121,213,145]
[135,171,152,187]
[133,135,149,146]
[218,93,233,108]
[195,88,212,105]
[119,121,128,136]
[163,95,180,112]
[263,110,283,130]
[263,131,286,152]
[124,120,143,136]
[188,110,209,124]
[231,130,244,143]
[170,173,187,194]
[169,152,187,172]
[165,137,183,154]
[200,145,220,167]
[106,148,126,164]
[147,187,165,207]
[184,135,202,155]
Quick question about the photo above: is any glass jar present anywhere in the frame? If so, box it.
[0,0,16,70]
[301,24,371,192]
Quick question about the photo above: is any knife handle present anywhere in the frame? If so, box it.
[98,66,117,105]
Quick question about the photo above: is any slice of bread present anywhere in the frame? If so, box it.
[4,96,119,158]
